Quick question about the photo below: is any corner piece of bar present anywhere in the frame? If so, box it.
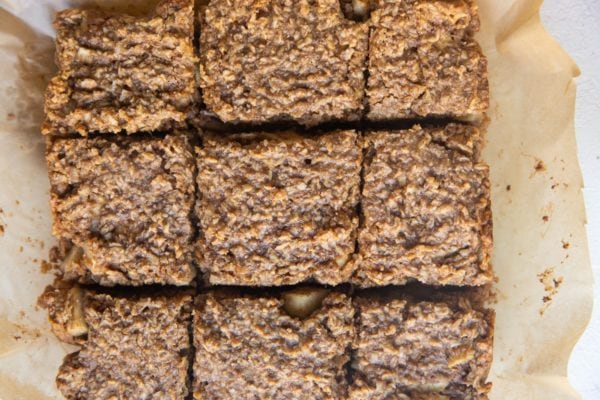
[367,0,489,121]
[199,0,368,126]
[195,130,362,286]
[46,133,196,286]
[47,285,193,400]
[193,288,354,399]
[350,290,494,399]
[43,0,197,136]
[355,123,493,287]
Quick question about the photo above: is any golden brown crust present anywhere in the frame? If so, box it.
[350,292,494,399]
[367,0,489,121]
[46,133,196,286]
[43,0,197,136]
[195,130,362,286]
[193,290,354,399]
[56,290,192,400]
[199,0,368,126]
[355,124,493,287]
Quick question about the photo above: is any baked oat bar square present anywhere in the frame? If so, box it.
[43,0,197,136]
[195,130,362,286]
[46,133,196,286]
[54,289,192,400]
[356,124,493,287]
[199,0,368,126]
[367,0,489,121]
[350,292,494,399]
[193,289,354,399]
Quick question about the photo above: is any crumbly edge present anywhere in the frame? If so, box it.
[52,286,194,399]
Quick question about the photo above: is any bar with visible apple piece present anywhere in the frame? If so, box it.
[46,133,196,286]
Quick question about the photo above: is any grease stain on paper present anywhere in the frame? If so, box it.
[0,373,50,400]
[0,318,43,358]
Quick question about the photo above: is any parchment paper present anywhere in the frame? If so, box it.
[0,0,593,399]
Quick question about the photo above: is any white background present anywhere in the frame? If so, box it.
[541,1,600,398]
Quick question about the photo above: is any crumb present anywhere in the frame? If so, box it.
[0,224,4,235]
[542,296,551,303]
[562,241,570,249]
[506,185,511,191]
[553,277,564,288]
[542,215,549,222]
[551,183,559,189]
[13,335,22,341]
[40,260,52,273]
[534,159,545,172]
[538,267,563,315]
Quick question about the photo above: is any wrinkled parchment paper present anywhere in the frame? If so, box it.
[0,0,593,398]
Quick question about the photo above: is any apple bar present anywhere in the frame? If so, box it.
[39,283,193,400]
[196,130,362,286]
[199,0,368,126]
[46,133,196,286]
[350,291,494,399]
[43,0,197,136]
[355,124,493,287]
[367,0,489,122]
[193,288,354,399]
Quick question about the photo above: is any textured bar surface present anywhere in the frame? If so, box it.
[193,290,354,399]
[43,0,196,136]
[367,0,489,121]
[356,124,493,287]
[55,290,192,400]
[351,292,494,399]
[199,0,368,126]
[47,133,196,286]
[196,130,362,286]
